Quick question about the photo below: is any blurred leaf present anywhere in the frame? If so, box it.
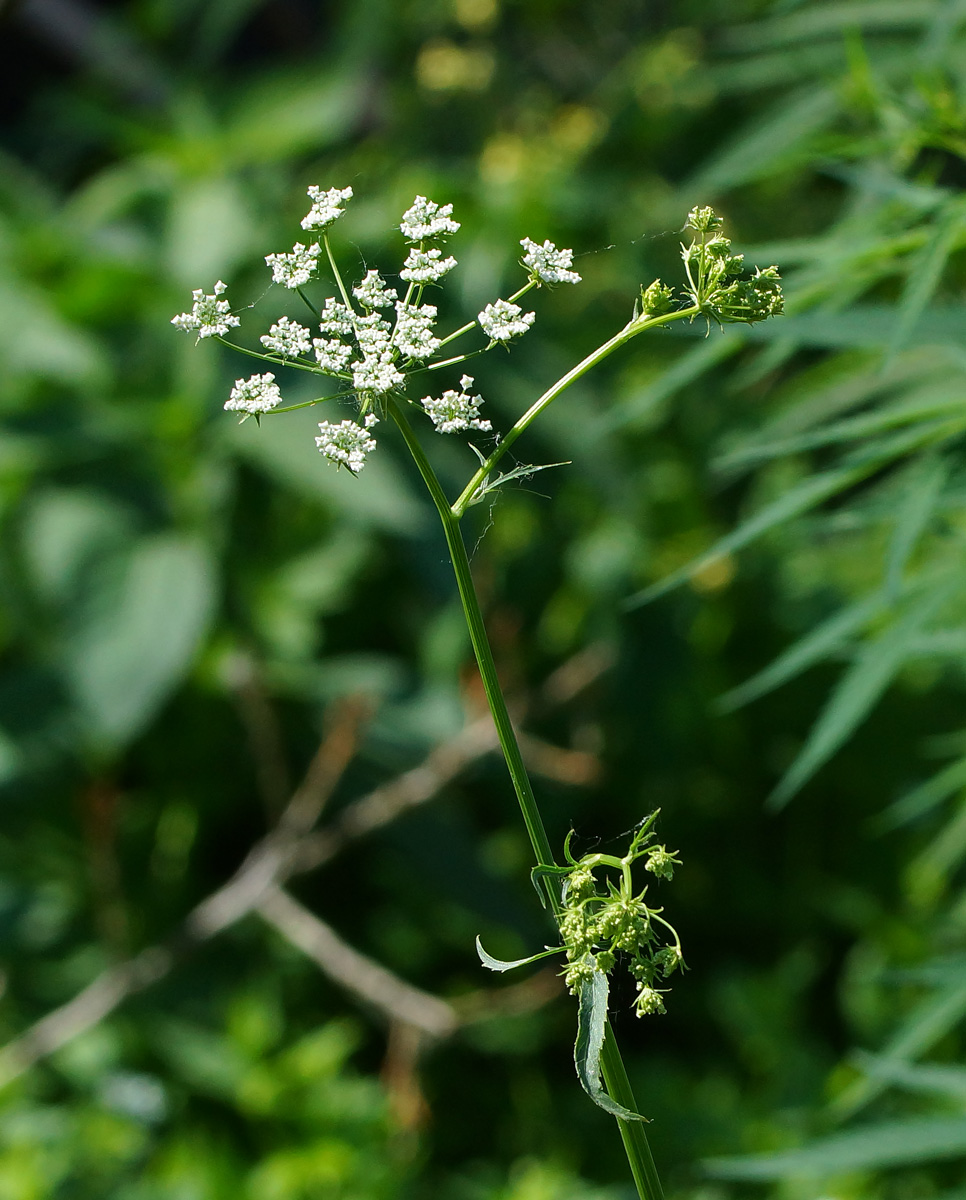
[165,175,261,287]
[705,1116,966,1179]
[65,534,216,747]
[718,591,885,713]
[769,586,954,809]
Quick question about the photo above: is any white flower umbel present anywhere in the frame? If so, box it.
[400,247,457,284]
[400,195,460,241]
[353,269,398,309]
[319,298,355,338]
[265,242,321,288]
[479,298,536,342]
[393,301,440,360]
[352,351,405,395]
[225,373,283,415]
[260,316,312,358]
[313,337,354,373]
[520,238,581,285]
[301,185,353,231]
[421,374,492,434]
[315,413,378,473]
[171,281,240,339]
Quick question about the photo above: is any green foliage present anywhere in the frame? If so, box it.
[5,0,966,1197]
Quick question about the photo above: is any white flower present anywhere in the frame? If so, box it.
[301,185,353,231]
[421,374,492,434]
[171,281,240,339]
[265,242,321,288]
[400,195,460,241]
[393,301,440,360]
[352,350,405,395]
[260,316,312,357]
[478,299,535,342]
[353,269,398,309]
[354,311,393,351]
[225,373,283,415]
[399,247,457,283]
[315,413,378,473]
[313,337,354,373]
[319,298,354,338]
[520,237,581,285]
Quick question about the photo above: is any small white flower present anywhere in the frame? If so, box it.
[353,269,398,309]
[400,195,460,241]
[225,373,283,415]
[478,298,535,342]
[301,185,353,231]
[319,298,354,338]
[315,413,378,473]
[399,247,457,283]
[352,350,405,395]
[393,301,440,360]
[421,374,492,434]
[171,280,240,339]
[265,242,321,288]
[520,238,581,285]
[260,316,312,357]
[313,337,354,373]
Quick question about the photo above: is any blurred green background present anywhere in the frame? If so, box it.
[5,0,966,1196]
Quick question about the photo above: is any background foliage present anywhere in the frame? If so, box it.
[3,0,966,1196]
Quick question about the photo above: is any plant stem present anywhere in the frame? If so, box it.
[451,305,700,517]
[389,398,665,1200]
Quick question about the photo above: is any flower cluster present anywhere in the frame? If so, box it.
[521,238,581,285]
[400,195,460,241]
[260,316,312,358]
[171,281,239,339]
[556,814,683,1018]
[266,242,321,289]
[172,185,588,472]
[224,373,283,415]
[301,185,353,231]
[421,375,491,434]
[677,205,784,326]
[479,298,535,342]
[315,413,378,473]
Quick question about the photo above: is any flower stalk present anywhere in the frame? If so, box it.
[172,190,783,1200]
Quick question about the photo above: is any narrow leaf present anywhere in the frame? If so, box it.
[768,586,953,809]
[475,936,563,974]
[854,1050,966,1101]
[718,591,884,712]
[887,198,966,367]
[574,970,647,1121]
[625,466,865,608]
[705,1116,966,1180]
[886,455,947,596]
[875,755,966,831]
[833,981,966,1118]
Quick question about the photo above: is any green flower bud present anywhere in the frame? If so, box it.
[686,205,723,232]
[640,279,675,316]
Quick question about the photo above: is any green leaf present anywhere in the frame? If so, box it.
[687,85,839,195]
[886,455,947,596]
[704,1116,966,1180]
[625,465,866,608]
[886,198,966,365]
[833,981,966,1118]
[574,970,647,1121]
[718,591,885,712]
[475,937,563,973]
[65,534,216,749]
[768,587,951,809]
[875,754,966,831]
[724,3,935,53]
[854,1050,966,1101]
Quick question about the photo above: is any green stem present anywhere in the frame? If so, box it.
[451,305,700,517]
[215,338,329,377]
[389,398,664,1200]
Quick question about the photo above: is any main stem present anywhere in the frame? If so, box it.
[390,400,664,1200]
